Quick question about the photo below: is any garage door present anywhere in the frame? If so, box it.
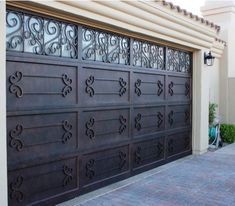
[6,9,192,206]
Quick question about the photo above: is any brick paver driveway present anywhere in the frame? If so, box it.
[58,144,235,206]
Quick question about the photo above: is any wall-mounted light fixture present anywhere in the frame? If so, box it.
[204,51,215,66]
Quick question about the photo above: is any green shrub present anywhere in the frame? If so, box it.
[220,124,235,143]
[209,103,218,125]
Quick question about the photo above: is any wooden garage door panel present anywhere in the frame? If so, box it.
[8,157,77,206]
[7,112,77,166]
[133,106,165,137]
[80,109,129,151]
[81,67,129,106]
[167,104,191,129]
[167,76,191,101]
[133,72,165,103]
[80,145,129,187]
[166,130,191,158]
[132,136,165,170]
[7,61,77,110]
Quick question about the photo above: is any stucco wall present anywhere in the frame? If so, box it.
[228,78,235,124]
[0,1,8,206]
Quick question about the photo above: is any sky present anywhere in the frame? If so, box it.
[169,0,206,16]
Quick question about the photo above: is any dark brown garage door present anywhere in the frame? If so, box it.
[6,8,192,206]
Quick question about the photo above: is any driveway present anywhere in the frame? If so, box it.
[58,144,235,206]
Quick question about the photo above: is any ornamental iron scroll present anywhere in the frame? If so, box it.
[9,176,24,203]
[157,142,164,157]
[86,159,95,179]
[63,165,73,187]
[119,78,127,97]
[168,139,174,153]
[157,112,164,128]
[62,120,73,143]
[119,151,127,169]
[157,80,164,96]
[135,147,141,164]
[6,10,78,58]
[85,118,95,140]
[168,81,174,96]
[168,111,174,126]
[185,110,190,123]
[82,28,130,65]
[135,113,142,131]
[9,71,23,98]
[85,75,95,97]
[133,40,164,69]
[135,79,142,96]
[119,115,127,134]
[61,74,72,97]
[185,82,190,96]
[9,124,24,152]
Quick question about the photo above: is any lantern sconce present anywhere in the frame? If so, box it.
[204,51,215,66]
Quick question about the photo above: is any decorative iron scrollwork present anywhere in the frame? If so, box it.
[135,147,141,164]
[63,165,73,187]
[185,82,190,96]
[119,151,127,169]
[85,75,95,97]
[62,74,72,97]
[6,10,78,58]
[119,115,127,134]
[133,40,164,69]
[157,112,164,128]
[86,159,95,179]
[6,10,78,59]
[62,120,72,143]
[135,79,142,96]
[82,28,130,65]
[185,110,190,123]
[9,124,24,151]
[157,80,164,96]
[168,139,174,153]
[85,118,95,139]
[9,176,24,203]
[135,113,142,131]
[168,81,174,96]
[9,71,23,98]
[119,78,127,96]
[168,111,174,126]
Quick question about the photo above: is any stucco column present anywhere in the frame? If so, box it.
[0,1,8,206]
[192,50,210,154]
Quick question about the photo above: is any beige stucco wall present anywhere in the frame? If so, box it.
[0,1,8,206]
[202,0,234,124]
[228,78,235,124]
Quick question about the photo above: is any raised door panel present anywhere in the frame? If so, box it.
[80,67,129,106]
[133,72,165,103]
[132,136,165,170]
[7,61,77,110]
[8,157,77,206]
[80,146,129,187]
[167,76,191,102]
[7,112,77,166]
[79,109,129,151]
[133,106,165,138]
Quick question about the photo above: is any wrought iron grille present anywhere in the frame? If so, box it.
[6,9,191,73]
[166,48,191,73]
[133,40,164,70]
[6,10,78,58]
[82,28,130,65]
